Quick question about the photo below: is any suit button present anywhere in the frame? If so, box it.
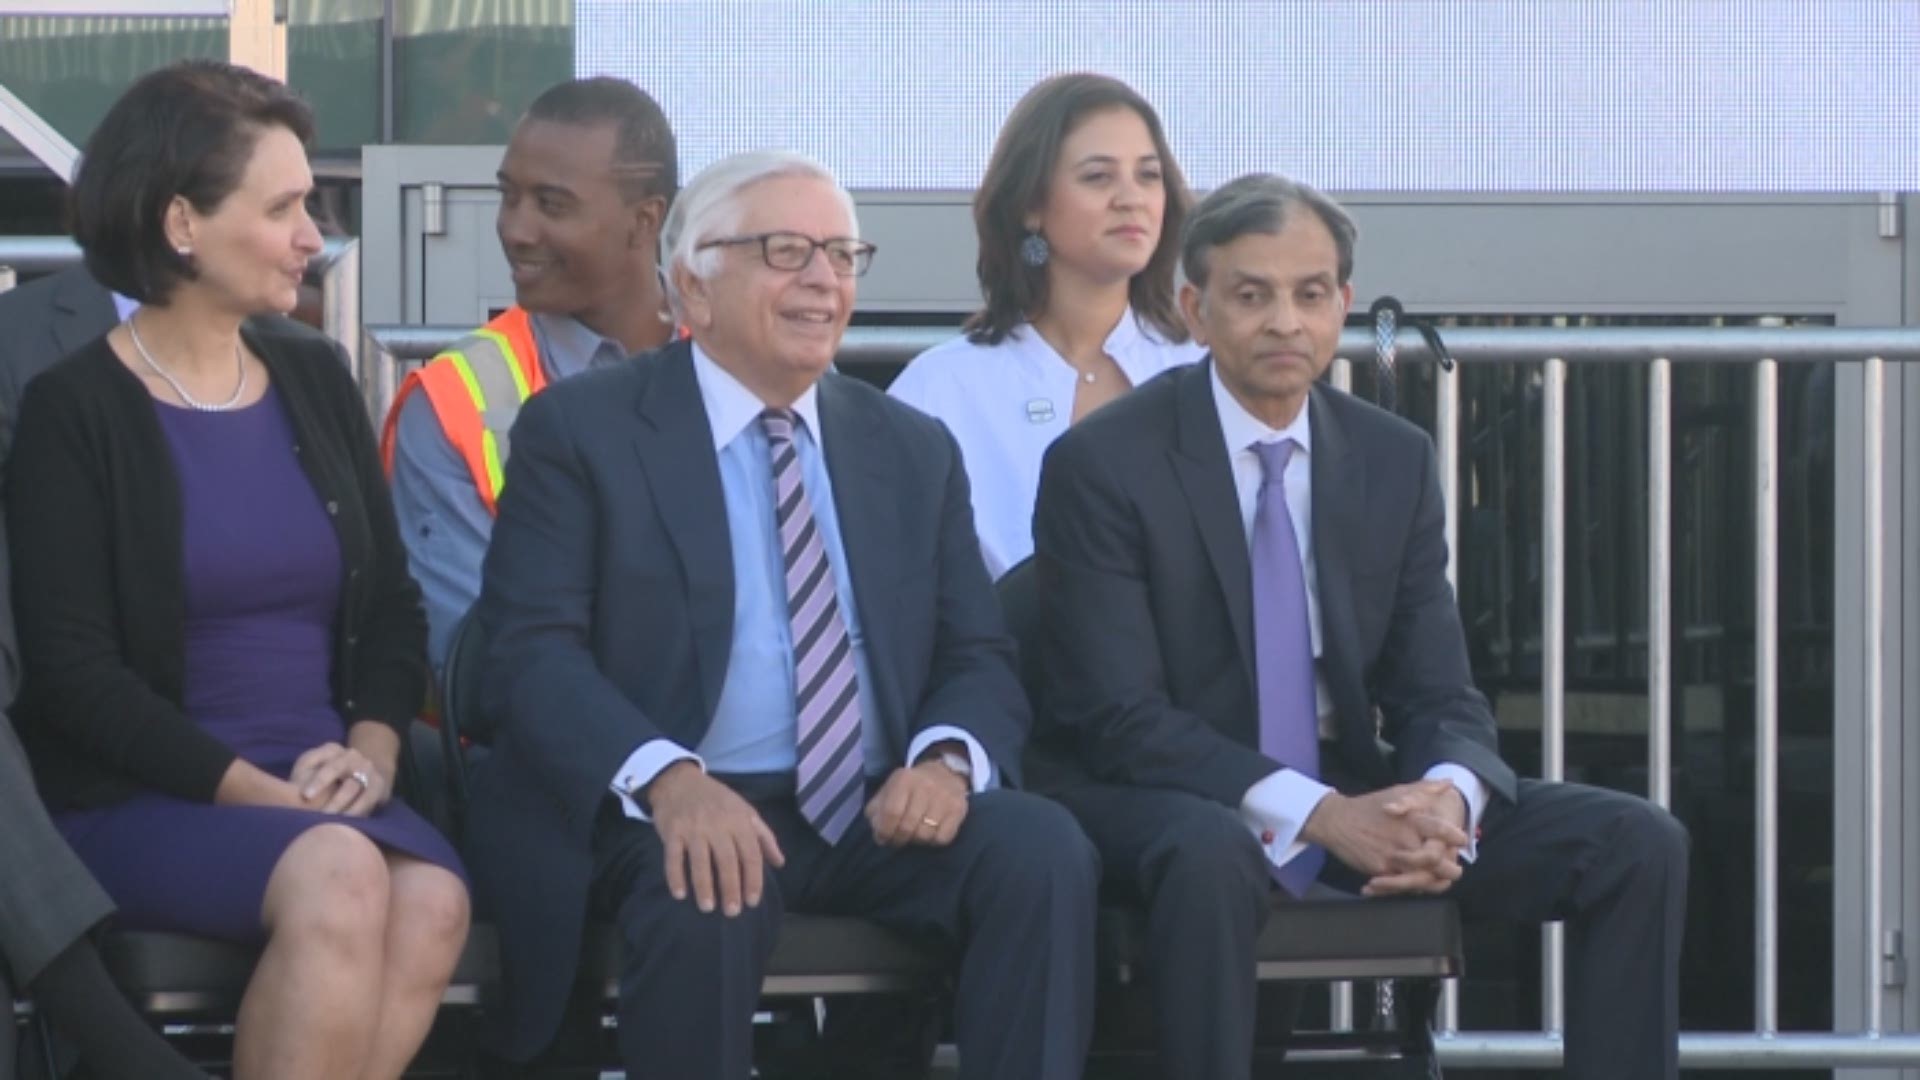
[344,697,356,710]
[325,500,340,515]
[349,568,361,580]
[347,634,359,647]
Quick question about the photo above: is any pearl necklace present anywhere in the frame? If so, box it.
[129,316,248,412]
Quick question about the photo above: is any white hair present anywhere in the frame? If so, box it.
[660,149,861,320]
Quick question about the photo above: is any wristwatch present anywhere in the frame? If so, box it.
[934,749,974,783]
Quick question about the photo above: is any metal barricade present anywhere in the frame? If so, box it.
[1388,326,1920,1070]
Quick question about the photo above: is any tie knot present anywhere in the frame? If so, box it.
[760,407,799,444]
[1252,438,1296,486]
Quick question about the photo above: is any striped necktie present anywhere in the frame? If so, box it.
[761,408,865,844]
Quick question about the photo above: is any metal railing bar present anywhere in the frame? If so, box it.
[1754,358,1780,1035]
[1436,357,1463,1036]
[1862,354,1885,1035]
[1436,1031,1920,1068]
[1649,358,1673,810]
[1540,357,1568,1035]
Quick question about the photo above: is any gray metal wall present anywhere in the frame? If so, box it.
[362,147,1911,327]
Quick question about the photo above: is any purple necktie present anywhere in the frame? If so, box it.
[1251,439,1325,896]
[763,409,864,844]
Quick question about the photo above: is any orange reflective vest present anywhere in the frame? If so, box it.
[380,306,547,517]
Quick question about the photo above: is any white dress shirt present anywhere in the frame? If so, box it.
[1212,369,1489,870]
[610,345,994,820]
[889,310,1203,578]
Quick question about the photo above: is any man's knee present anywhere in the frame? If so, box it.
[964,791,1099,898]
[1138,796,1268,899]
[1619,799,1690,881]
[616,874,784,970]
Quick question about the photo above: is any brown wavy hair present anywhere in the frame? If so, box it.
[963,73,1191,346]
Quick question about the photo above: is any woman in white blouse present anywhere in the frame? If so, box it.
[890,72,1203,578]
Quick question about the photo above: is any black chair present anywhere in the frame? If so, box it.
[995,556,1461,1077]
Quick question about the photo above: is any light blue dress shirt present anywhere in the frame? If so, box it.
[610,344,994,820]
[389,313,628,672]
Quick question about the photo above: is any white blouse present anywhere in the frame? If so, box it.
[889,310,1204,579]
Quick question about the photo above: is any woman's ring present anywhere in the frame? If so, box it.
[351,769,372,790]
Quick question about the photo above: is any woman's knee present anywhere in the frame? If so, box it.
[263,824,391,944]
[389,865,471,961]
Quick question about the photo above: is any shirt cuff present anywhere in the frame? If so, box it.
[907,726,995,793]
[1240,768,1335,869]
[1422,762,1489,862]
[610,739,703,821]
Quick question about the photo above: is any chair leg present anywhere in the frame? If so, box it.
[1389,979,1442,1078]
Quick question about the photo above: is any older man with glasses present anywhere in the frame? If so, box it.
[462,149,1099,1080]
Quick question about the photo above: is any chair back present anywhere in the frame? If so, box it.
[444,610,501,743]
[435,607,496,833]
[994,557,1046,722]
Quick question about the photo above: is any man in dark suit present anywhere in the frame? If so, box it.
[465,149,1098,1079]
[1033,173,1689,1080]
[0,265,121,460]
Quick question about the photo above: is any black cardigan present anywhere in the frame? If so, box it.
[4,324,427,810]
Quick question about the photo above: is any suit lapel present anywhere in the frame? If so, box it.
[1307,388,1373,755]
[632,343,734,720]
[51,267,120,358]
[1170,360,1257,689]
[817,375,902,719]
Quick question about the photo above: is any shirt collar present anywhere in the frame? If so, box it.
[1209,359,1312,459]
[1011,306,1184,385]
[690,341,824,454]
[112,292,139,322]
[529,312,628,380]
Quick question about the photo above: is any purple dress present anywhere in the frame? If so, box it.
[54,387,463,943]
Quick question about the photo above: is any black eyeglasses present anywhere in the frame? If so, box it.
[697,231,878,277]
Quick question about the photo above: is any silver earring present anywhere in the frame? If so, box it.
[175,245,192,257]
[1019,231,1050,267]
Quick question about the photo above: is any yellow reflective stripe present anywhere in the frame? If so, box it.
[443,350,489,412]
[476,327,534,402]
[480,431,506,498]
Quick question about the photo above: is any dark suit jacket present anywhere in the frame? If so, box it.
[0,267,119,468]
[1032,359,1516,811]
[465,338,1028,1060]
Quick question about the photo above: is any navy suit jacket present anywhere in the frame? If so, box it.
[1031,360,1517,809]
[464,338,1029,1059]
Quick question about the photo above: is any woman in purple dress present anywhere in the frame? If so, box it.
[4,62,468,1080]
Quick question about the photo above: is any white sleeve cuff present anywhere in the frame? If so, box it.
[1240,768,1335,869]
[1422,762,1489,862]
[610,740,703,821]
[907,726,995,793]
